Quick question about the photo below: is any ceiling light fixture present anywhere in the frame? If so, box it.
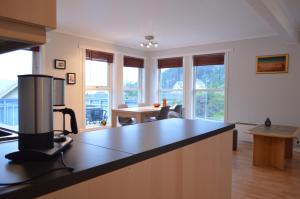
[140,35,158,48]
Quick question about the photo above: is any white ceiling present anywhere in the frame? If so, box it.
[283,0,300,31]
[56,0,298,51]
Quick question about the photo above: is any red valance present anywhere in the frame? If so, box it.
[158,57,183,68]
[86,49,114,63]
[193,53,225,66]
[124,56,144,68]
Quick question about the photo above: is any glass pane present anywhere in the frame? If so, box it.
[159,91,183,106]
[123,67,139,88]
[85,90,110,127]
[0,50,33,131]
[123,90,139,107]
[194,91,224,121]
[195,65,224,89]
[160,67,183,89]
[85,60,108,87]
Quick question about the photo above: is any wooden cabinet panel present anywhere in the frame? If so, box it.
[0,0,56,29]
[182,132,232,199]
[38,131,233,199]
[0,20,45,44]
[216,132,233,199]
[182,136,218,199]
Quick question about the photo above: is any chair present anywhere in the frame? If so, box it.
[86,108,107,125]
[156,106,170,120]
[118,104,135,126]
[145,106,170,122]
[168,105,183,118]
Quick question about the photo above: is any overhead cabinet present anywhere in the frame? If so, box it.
[0,0,56,53]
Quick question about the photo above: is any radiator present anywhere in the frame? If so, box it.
[235,123,257,142]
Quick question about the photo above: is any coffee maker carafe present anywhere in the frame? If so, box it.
[53,77,78,140]
[5,75,78,161]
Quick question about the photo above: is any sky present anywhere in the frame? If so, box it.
[0,50,32,81]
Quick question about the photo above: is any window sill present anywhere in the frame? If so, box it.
[80,125,112,133]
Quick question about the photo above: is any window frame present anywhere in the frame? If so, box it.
[192,62,226,121]
[84,57,113,129]
[157,67,184,105]
[122,67,143,106]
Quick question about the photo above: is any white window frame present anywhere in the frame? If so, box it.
[192,62,226,121]
[123,67,143,105]
[158,67,184,105]
[84,57,113,129]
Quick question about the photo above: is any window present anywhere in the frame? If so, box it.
[123,67,142,107]
[123,56,144,107]
[0,50,34,131]
[158,57,184,106]
[85,49,113,128]
[193,53,225,121]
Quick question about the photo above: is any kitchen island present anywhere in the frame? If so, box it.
[0,118,234,199]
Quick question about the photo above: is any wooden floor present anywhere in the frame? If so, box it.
[232,141,300,199]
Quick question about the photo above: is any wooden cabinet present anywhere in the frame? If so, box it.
[39,131,233,199]
[0,0,56,29]
[0,0,56,48]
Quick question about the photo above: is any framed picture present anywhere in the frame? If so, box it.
[54,59,66,69]
[66,73,76,85]
[256,54,288,74]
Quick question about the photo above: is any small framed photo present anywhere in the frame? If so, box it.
[66,73,76,85]
[54,59,66,69]
[256,54,288,74]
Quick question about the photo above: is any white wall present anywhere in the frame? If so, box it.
[147,36,300,126]
[42,32,300,131]
[42,32,146,131]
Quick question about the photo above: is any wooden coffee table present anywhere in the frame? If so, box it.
[249,125,299,170]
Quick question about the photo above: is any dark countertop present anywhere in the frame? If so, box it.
[0,118,235,199]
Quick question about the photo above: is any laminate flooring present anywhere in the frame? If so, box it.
[232,141,300,199]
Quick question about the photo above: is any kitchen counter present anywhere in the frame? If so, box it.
[0,118,234,199]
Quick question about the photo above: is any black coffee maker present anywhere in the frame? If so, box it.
[5,75,78,161]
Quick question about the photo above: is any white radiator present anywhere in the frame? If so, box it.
[235,123,257,142]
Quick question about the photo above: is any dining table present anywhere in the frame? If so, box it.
[111,106,162,127]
